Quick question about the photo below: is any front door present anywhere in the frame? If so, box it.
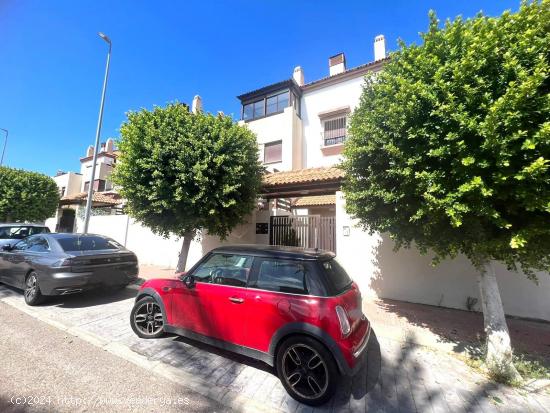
[171,252,253,345]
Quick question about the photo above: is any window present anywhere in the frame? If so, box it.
[321,259,352,294]
[57,235,122,252]
[323,116,347,146]
[29,226,49,235]
[266,91,289,115]
[264,140,282,164]
[0,226,41,240]
[60,187,66,197]
[253,100,264,118]
[251,259,308,294]
[241,89,292,121]
[27,237,50,252]
[12,239,30,251]
[243,103,254,121]
[191,253,253,287]
[83,179,106,192]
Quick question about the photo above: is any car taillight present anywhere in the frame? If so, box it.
[54,258,73,267]
[335,305,351,336]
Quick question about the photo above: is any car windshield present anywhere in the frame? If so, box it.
[56,235,123,252]
[0,226,49,239]
[321,258,353,294]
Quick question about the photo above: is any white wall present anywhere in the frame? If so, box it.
[79,155,115,191]
[241,106,301,172]
[335,191,550,322]
[301,75,365,168]
[53,172,82,197]
[79,214,257,271]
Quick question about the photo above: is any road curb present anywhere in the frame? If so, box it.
[0,289,282,413]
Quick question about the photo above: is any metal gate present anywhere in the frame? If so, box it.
[269,215,336,252]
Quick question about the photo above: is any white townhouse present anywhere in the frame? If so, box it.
[46,138,122,233]
[45,35,549,321]
[235,35,550,322]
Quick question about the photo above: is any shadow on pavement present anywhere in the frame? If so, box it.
[0,283,137,309]
[172,334,275,375]
[45,286,137,309]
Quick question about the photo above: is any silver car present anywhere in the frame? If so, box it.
[0,233,138,305]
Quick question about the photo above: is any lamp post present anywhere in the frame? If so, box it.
[0,128,8,166]
[83,32,112,234]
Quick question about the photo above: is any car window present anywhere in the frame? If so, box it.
[251,259,308,294]
[321,259,352,294]
[26,236,50,252]
[12,239,30,251]
[191,253,253,287]
[57,235,123,252]
[29,226,49,235]
[0,226,32,239]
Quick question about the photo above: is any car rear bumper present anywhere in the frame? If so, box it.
[39,268,138,295]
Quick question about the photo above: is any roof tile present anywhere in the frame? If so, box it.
[263,167,344,186]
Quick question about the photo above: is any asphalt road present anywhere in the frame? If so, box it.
[0,301,230,413]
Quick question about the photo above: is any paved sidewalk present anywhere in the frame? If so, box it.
[0,301,228,413]
[1,284,549,412]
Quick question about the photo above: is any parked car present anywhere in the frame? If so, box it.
[0,223,50,247]
[0,233,138,305]
[130,245,370,405]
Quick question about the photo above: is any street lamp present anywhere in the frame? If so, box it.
[83,32,112,234]
[0,128,8,166]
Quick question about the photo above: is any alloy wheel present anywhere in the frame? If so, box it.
[25,274,37,301]
[133,301,164,336]
[282,343,329,400]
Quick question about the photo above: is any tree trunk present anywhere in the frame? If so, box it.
[176,231,194,273]
[477,262,522,382]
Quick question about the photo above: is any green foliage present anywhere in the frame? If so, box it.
[112,103,264,239]
[343,1,550,279]
[0,166,59,222]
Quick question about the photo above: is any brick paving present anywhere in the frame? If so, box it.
[1,284,549,412]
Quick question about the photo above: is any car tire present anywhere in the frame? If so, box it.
[24,271,44,306]
[276,335,338,406]
[130,296,165,339]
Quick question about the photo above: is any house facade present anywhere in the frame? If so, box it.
[44,35,549,321]
[45,138,122,233]
[237,35,550,322]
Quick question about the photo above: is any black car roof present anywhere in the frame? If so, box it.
[210,244,335,260]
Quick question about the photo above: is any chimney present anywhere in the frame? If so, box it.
[329,53,346,76]
[374,35,386,61]
[86,145,94,157]
[293,66,304,86]
[192,95,202,114]
[105,138,114,153]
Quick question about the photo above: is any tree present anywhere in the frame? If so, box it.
[343,1,549,382]
[0,166,60,223]
[112,103,264,272]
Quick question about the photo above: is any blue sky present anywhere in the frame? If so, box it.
[0,0,519,176]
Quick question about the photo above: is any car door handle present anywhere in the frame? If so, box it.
[228,297,244,304]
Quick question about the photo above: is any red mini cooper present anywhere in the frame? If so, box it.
[130,245,370,405]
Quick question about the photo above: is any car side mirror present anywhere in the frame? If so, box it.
[2,244,12,251]
[183,274,196,289]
